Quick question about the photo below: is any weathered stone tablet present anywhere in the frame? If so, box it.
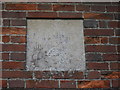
[27,19,85,71]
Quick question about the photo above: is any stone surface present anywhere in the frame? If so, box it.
[27,19,85,71]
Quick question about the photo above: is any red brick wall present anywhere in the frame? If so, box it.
[1,2,120,89]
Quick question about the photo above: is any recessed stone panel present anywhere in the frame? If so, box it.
[27,19,85,71]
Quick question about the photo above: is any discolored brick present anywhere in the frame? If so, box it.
[2,11,26,18]
[84,13,113,20]
[85,37,108,44]
[11,20,26,26]
[11,53,26,61]
[2,27,26,35]
[99,21,108,28]
[2,36,10,43]
[84,20,98,28]
[78,80,110,88]
[3,19,10,26]
[87,71,101,79]
[11,36,26,43]
[9,80,24,88]
[86,54,102,61]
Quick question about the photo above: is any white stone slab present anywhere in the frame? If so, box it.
[27,19,85,71]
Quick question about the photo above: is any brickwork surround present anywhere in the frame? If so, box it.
[1,2,120,89]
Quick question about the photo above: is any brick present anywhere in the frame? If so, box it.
[115,29,120,36]
[99,21,108,28]
[3,19,10,26]
[87,62,109,70]
[0,80,7,88]
[101,37,108,44]
[26,80,58,88]
[2,27,10,34]
[11,20,26,26]
[11,36,26,43]
[2,62,25,69]
[2,11,26,18]
[114,13,120,20]
[84,20,98,28]
[101,71,120,79]
[108,21,120,28]
[53,5,74,11]
[85,37,100,44]
[118,46,120,53]
[0,62,2,69]
[87,71,100,79]
[2,44,26,52]
[78,80,110,88]
[2,3,4,10]
[11,53,26,61]
[85,37,108,44]
[84,29,114,36]
[2,27,26,35]
[86,54,102,61]
[84,13,113,20]
[109,37,120,44]
[2,53,9,60]
[59,12,82,18]
[38,4,52,10]
[101,71,113,76]
[5,4,37,10]
[112,80,120,88]
[59,71,84,79]
[35,71,51,79]
[9,80,24,88]
[35,71,84,79]
[106,6,119,12]
[91,5,105,12]
[28,12,57,18]
[2,61,25,69]
[76,5,90,11]
[2,36,10,43]
[60,80,76,88]
[85,45,116,52]
[103,54,119,61]
[2,71,32,78]
[110,63,120,70]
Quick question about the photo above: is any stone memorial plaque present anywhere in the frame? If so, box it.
[27,19,85,71]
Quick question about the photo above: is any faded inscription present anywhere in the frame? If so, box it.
[27,20,85,71]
